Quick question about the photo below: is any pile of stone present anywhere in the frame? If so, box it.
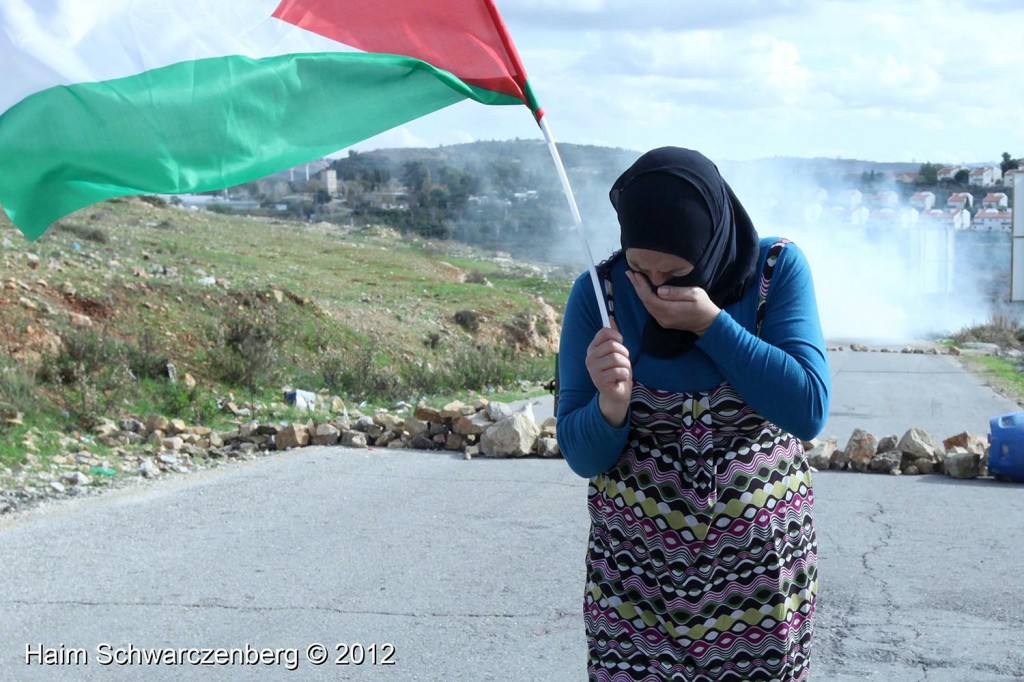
[805,427,988,479]
[96,398,558,469]
[1,398,560,513]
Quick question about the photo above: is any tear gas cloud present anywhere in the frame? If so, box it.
[541,156,1007,343]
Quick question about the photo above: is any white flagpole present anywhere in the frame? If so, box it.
[538,116,611,328]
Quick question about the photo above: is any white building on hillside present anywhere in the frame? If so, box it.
[983,193,1009,210]
[969,166,1002,187]
[938,165,964,181]
[910,191,936,211]
[947,192,973,210]
[972,208,1013,233]
[921,208,971,231]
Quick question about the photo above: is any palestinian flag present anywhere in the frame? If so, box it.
[0,0,542,240]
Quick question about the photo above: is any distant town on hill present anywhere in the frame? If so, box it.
[169,140,1020,263]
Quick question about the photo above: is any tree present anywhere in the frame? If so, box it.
[402,160,430,195]
[859,170,881,191]
[916,162,941,185]
[953,169,970,185]
[1001,152,1020,175]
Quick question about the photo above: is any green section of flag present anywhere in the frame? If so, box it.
[0,51,521,240]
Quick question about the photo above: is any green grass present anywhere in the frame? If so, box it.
[962,354,1024,404]
[0,199,570,471]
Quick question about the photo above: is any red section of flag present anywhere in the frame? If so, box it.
[272,0,531,105]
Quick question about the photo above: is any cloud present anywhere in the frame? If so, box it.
[501,0,811,32]
[342,0,1024,163]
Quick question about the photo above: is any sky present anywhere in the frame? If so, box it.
[347,0,1024,166]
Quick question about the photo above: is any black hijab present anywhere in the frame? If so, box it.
[609,147,759,357]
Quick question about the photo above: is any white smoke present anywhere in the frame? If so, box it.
[550,155,1005,343]
[721,159,999,343]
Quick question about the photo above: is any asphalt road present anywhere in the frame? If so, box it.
[1,349,1023,681]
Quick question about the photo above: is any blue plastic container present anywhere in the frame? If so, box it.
[988,412,1024,482]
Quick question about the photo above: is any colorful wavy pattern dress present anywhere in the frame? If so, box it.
[585,240,817,681]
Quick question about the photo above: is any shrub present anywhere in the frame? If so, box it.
[209,310,280,395]
[454,310,479,333]
[54,221,109,243]
[0,360,37,420]
[950,314,1024,350]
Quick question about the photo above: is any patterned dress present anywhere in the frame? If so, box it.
[585,241,817,682]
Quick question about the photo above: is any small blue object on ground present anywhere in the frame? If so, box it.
[988,412,1024,482]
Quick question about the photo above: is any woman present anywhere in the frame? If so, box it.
[557,147,830,682]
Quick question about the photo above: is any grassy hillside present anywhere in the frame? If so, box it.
[0,198,573,473]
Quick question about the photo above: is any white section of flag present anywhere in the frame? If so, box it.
[0,0,351,114]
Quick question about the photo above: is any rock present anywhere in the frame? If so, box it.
[312,423,340,446]
[960,342,1000,353]
[168,419,188,435]
[374,413,404,431]
[480,413,540,458]
[897,428,943,461]
[145,415,170,434]
[945,449,982,479]
[943,432,987,456]
[486,401,516,422]
[876,434,899,454]
[403,418,429,437]
[540,417,557,438]
[92,420,118,438]
[845,428,878,472]
[69,312,92,327]
[376,429,399,446]
[445,433,467,451]
[341,430,368,448]
[452,412,493,436]
[414,404,443,423]
[911,457,935,475]
[182,373,197,389]
[274,424,310,450]
[805,437,837,470]
[139,459,160,478]
[120,432,145,446]
[355,416,382,439]
[537,437,561,458]
[49,481,66,494]
[161,436,184,451]
[119,418,145,434]
[829,441,850,470]
[409,434,434,450]
[869,451,902,474]
[439,400,468,420]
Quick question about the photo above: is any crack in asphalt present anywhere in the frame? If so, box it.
[852,502,929,681]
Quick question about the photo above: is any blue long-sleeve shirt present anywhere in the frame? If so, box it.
[556,238,831,478]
